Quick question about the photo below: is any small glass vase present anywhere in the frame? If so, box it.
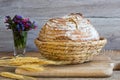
[13,31,28,57]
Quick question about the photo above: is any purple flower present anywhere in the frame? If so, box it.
[20,23,25,31]
[17,24,21,31]
[22,18,29,22]
[15,15,22,20]
[6,16,11,19]
[5,16,11,23]
[4,15,37,31]
[13,18,17,23]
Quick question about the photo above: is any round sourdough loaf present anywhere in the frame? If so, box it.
[35,13,107,64]
[39,13,99,42]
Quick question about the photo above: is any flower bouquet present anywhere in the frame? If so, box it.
[5,15,37,56]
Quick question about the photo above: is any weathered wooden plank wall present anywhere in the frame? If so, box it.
[0,0,120,52]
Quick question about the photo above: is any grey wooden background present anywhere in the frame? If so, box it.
[0,0,120,52]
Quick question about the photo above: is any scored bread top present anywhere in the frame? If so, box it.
[39,13,100,42]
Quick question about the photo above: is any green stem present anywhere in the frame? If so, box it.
[13,31,28,49]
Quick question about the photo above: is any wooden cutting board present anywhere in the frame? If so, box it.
[15,55,114,77]
[101,50,120,70]
[0,50,120,78]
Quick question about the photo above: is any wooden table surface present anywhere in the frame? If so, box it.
[0,50,120,80]
[0,71,120,80]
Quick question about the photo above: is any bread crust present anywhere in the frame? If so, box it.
[39,13,99,42]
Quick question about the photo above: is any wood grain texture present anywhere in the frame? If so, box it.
[14,52,114,77]
[0,50,120,80]
[0,71,120,80]
[15,60,114,77]
[0,0,120,52]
